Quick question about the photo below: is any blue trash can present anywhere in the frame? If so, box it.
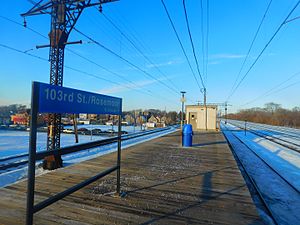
[182,124,193,147]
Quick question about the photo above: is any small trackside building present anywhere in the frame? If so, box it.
[185,105,218,131]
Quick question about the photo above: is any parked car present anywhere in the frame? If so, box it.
[78,128,91,135]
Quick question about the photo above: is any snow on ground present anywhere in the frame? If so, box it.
[228,120,300,145]
[0,130,105,159]
[224,120,300,190]
[221,121,300,225]
[233,130,300,192]
[0,126,176,187]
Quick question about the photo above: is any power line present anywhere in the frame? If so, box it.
[242,80,300,108]
[0,15,143,93]
[0,15,48,39]
[227,0,273,99]
[74,27,180,95]
[205,0,209,85]
[265,80,300,97]
[227,0,300,101]
[0,43,48,62]
[241,71,300,106]
[0,42,179,105]
[182,0,205,89]
[66,48,155,95]
[160,0,203,94]
[0,14,178,101]
[99,11,180,92]
[111,7,154,56]
[0,43,121,85]
[200,0,205,80]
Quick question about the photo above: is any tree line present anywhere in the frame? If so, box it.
[0,104,181,125]
[226,102,300,128]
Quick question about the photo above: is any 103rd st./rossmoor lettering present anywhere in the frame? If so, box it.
[44,87,120,107]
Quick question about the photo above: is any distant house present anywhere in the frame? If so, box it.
[148,115,158,123]
[106,121,113,126]
[125,114,135,125]
[147,115,161,128]
[11,113,29,125]
[157,116,166,128]
[61,117,71,125]
[121,121,128,126]
[78,119,90,125]
[88,114,97,121]
[79,113,88,120]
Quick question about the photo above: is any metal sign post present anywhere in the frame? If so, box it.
[180,91,186,130]
[26,81,122,225]
[117,115,122,194]
[26,83,39,225]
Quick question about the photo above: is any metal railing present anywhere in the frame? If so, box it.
[26,122,172,225]
[26,112,122,225]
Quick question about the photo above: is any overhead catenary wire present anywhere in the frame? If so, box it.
[0,43,179,105]
[240,80,300,109]
[66,48,155,96]
[73,27,181,96]
[205,0,209,85]
[241,71,300,107]
[110,6,154,56]
[98,10,180,92]
[160,0,203,94]
[0,14,150,95]
[182,0,205,89]
[0,15,48,39]
[200,0,205,80]
[0,43,125,86]
[0,14,181,103]
[227,0,273,99]
[227,0,300,101]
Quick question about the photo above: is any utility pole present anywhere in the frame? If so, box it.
[180,91,186,130]
[22,0,117,170]
[201,88,207,130]
[72,114,78,143]
[225,101,228,124]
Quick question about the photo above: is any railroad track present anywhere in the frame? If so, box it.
[221,123,300,225]
[0,127,174,173]
[239,121,300,141]
[226,120,300,153]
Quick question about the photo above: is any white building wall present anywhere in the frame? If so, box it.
[186,105,217,130]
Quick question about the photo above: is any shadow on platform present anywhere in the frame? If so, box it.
[139,170,256,225]
[192,141,227,147]
[126,166,233,195]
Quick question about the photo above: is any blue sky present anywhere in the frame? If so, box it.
[1,0,300,113]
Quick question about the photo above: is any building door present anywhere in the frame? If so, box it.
[189,112,197,130]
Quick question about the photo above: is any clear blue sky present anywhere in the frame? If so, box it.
[1,0,300,113]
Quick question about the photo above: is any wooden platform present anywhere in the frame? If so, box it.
[0,131,263,224]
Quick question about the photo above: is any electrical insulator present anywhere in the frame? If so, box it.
[23,18,27,28]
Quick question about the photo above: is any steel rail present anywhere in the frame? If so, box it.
[222,122,300,194]
[227,121,300,153]
[222,125,277,225]
[0,127,173,172]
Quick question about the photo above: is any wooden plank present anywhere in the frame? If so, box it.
[0,131,263,224]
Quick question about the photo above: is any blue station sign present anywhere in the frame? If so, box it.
[34,82,122,115]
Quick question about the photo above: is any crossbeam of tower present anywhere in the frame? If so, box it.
[22,0,117,169]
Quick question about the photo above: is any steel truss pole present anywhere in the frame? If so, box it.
[22,0,118,170]
[44,2,67,169]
